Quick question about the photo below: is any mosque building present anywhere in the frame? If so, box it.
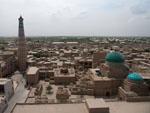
[71,49,150,101]
[105,51,129,79]
[119,72,150,101]
[88,51,129,97]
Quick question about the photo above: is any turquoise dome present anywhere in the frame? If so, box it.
[127,73,143,81]
[106,52,124,63]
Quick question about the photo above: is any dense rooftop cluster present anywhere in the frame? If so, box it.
[0,16,150,113]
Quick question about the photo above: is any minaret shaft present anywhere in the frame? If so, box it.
[18,16,27,72]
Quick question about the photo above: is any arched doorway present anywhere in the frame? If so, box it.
[106,91,110,97]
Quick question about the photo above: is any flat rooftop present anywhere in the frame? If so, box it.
[54,68,75,77]
[107,101,150,113]
[86,98,108,109]
[11,101,150,113]
[89,69,113,81]
[0,78,11,85]
[11,103,88,113]
[0,51,14,56]
[26,67,39,75]
[52,42,65,44]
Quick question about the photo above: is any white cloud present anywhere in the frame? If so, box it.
[130,0,150,15]
[0,0,150,36]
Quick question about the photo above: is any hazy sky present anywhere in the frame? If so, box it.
[0,0,150,36]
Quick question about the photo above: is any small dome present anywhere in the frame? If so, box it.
[127,73,143,81]
[106,52,124,63]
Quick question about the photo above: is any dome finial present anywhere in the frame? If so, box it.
[19,15,23,21]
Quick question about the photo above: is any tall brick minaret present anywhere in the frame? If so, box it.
[18,16,27,72]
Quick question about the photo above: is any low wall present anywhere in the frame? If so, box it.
[127,96,150,102]
[118,87,150,102]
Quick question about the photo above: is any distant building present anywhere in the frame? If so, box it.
[51,42,65,48]
[119,73,150,102]
[0,51,16,77]
[39,66,54,80]
[75,57,92,70]
[17,16,27,72]
[92,51,107,68]
[0,78,14,101]
[56,87,70,102]
[88,68,122,97]
[88,52,129,97]
[0,96,7,113]
[54,68,76,85]
[26,67,39,85]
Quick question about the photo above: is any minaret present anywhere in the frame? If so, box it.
[18,16,27,72]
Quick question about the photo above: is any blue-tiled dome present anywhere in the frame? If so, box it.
[127,73,143,81]
[105,52,124,63]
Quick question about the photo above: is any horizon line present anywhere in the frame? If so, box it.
[0,35,150,38]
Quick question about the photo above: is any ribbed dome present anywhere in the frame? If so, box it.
[127,73,143,81]
[106,52,124,63]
